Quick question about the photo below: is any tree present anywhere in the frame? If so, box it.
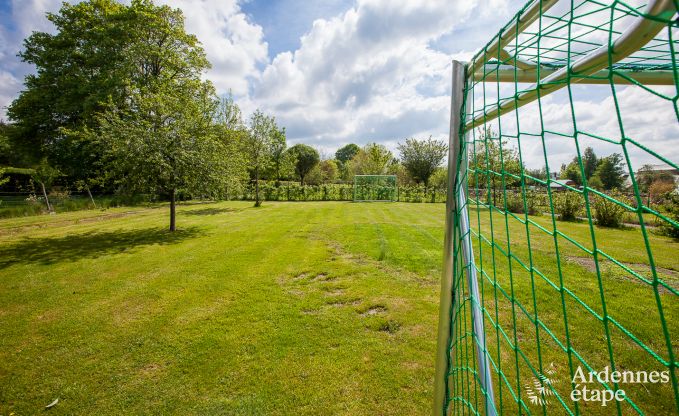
[469,128,522,206]
[269,127,287,184]
[349,143,394,175]
[31,159,61,213]
[558,147,598,186]
[287,144,320,185]
[319,159,339,183]
[335,144,360,164]
[593,153,626,190]
[246,110,277,207]
[525,167,547,180]
[93,1,226,231]
[8,0,132,185]
[560,161,582,186]
[397,137,447,187]
[213,95,249,199]
[582,147,598,180]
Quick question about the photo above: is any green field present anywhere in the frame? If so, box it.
[0,202,677,415]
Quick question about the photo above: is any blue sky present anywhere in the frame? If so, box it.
[241,0,354,57]
[0,0,676,169]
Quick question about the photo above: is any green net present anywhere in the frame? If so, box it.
[438,0,679,415]
[353,175,398,201]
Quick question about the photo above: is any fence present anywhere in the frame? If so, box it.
[434,1,679,415]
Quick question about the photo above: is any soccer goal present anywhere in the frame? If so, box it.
[434,1,678,415]
[353,175,397,202]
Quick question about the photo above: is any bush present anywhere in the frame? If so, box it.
[659,192,679,239]
[552,191,582,221]
[592,192,628,228]
[505,190,541,215]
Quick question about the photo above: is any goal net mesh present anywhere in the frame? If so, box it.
[438,1,679,415]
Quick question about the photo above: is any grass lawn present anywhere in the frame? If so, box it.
[0,201,677,415]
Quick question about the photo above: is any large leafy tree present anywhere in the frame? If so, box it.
[335,143,360,164]
[397,136,447,187]
[594,153,626,190]
[92,1,228,231]
[287,144,320,185]
[559,147,598,186]
[8,0,131,186]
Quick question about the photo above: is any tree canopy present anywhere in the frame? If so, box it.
[82,0,227,230]
[335,144,360,164]
[397,137,447,186]
[350,143,394,175]
[287,144,320,185]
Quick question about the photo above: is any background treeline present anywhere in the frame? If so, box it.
[1,0,677,237]
[0,0,450,229]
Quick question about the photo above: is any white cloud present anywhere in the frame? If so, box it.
[250,0,492,150]
[159,0,267,96]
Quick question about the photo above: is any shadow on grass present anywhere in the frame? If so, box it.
[181,207,244,216]
[0,226,203,268]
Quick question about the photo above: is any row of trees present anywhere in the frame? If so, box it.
[0,0,452,229]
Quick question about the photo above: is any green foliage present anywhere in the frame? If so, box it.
[213,96,249,195]
[0,168,8,187]
[428,167,448,190]
[397,136,447,186]
[246,110,279,206]
[269,126,288,182]
[90,1,225,230]
[335,143,360,163]
[469,128,522,206]
[9,0,138,180]
[552,191,583,221]
[659,192,679,239]
[505,190,541,216]
[582,147,599,180]
[287,144,320,185]
[593,153,626,190]
[592,192,628,228]
[560,160,582,186]
[525,166,547,181]
[349,143,394,175]
[559,147,598,187]
[319,159,339,183]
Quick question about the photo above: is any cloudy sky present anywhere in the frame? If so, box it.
[0,0,676,170]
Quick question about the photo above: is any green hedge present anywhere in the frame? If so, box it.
[238,183,447,203]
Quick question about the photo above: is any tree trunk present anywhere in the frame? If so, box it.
[170,188,176,232]
[300,175,304,186]
[86,185,97,208]
[40,181,53,214]
[254,167,261,207]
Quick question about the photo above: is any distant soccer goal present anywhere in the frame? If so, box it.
[353,175,397,202]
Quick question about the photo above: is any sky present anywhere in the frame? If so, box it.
[0,0,676,171]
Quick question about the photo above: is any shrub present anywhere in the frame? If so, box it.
[659,192,679,239]
[592,192,628,228]
[505,190,541,215]
[552,191,582,221]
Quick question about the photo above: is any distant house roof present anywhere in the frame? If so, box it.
[549,178,576,189]
[637,164,679,175]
